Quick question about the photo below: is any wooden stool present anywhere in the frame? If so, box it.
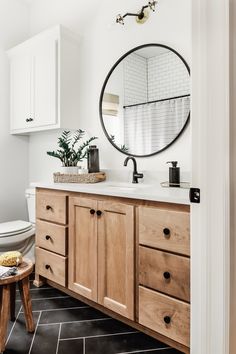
[0,259,35,353]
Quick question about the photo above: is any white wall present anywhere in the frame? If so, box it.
[230,1,236,352]
[0,0,29,222]
[27,0,191,182]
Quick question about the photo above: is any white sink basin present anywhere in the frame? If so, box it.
[105,183,147,192]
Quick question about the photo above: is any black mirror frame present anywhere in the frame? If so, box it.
[99,43,190,158]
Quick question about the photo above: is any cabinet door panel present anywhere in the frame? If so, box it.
[98,201,134,320]
[68,197,97,301]
[33,38,58,127]
[10,54,31,131]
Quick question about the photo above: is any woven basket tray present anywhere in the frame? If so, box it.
[53,172,106,184]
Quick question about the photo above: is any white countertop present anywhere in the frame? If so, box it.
[32,180,190,205]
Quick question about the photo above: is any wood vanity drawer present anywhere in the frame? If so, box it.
[138,206,190,256]
[139,246,190,302]
[36,220,67,256]
[36,192,68,224]
[139,286,190,347]
[35,247,67,287]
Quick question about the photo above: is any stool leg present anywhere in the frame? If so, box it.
[18,277,35,333]
[10,283,16,321]
[0,285,10,353]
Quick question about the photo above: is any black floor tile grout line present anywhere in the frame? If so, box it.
[28,311,42,354]
[83,337,85,354]
[20,305,90,313]
[37,317,114,326]
[5,304,22,346]
[117,348,171,354]
[16,287,52,292]
[16,295,71,302]
[59,330,139,341]
[56,323,62,354]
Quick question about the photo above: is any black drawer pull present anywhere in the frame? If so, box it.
[46,205,52,210]
[90,209,95,215]
[45,235,51,240]
[163,271,171,280]
[163,228,170,237]
[96,210,102,216]
[45,264,51,270]
[164,316,171,324]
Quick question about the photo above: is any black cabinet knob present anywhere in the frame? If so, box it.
[45,264,51,270]
[46,205,52,210]
[26,118,33,122]
[163,228,170,237]
[164,316,171,324]
[96,210,102,216]
[45,235,51,240]
[90,209,95,215]
[163,271,171,280]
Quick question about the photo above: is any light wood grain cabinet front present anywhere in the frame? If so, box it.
[139,286,190,347]
[139,206,190,256]
[36,192,68,224]
[98,201,134,320]
[138,204,190,350]
[139,246,190,302]
[35,247,66,287]
[68,197,98,301]
[68,197,135,320]
[35,189,68,288]
[36,220,67,256]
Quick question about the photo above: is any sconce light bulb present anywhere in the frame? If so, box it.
[116,14,124,25]
[149,0,157,12]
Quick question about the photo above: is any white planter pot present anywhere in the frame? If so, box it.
[60,166,78,174]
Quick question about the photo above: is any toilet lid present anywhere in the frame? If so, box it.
[0,220,33,237]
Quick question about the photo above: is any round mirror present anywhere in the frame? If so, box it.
[99,44,190,157]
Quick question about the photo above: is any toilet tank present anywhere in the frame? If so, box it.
[25,188,36,224]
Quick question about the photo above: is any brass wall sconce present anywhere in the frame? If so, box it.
[116,1,157,25]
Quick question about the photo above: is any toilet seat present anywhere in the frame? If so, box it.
[0,220,33,238]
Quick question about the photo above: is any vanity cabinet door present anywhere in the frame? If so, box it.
[68,197,98,301]
[97,201,134,320]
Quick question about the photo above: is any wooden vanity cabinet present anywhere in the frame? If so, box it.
[68,196,135,320]
[34,189,190,353]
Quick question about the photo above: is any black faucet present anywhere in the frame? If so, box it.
[124,157,144,184]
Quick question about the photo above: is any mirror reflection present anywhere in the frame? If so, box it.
[100,44,190,157]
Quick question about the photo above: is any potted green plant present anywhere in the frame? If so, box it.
[47,130,97,174]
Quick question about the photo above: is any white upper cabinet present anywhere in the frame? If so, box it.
[8,26,80,134]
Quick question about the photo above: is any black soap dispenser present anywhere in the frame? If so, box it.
[87,145,100,173]
[166,161,180,187]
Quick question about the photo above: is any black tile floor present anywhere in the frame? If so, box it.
[4,278,183,354]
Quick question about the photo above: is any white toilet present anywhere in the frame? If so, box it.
[0,188,36,261]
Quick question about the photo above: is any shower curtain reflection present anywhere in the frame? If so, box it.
[124,96,190,155]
